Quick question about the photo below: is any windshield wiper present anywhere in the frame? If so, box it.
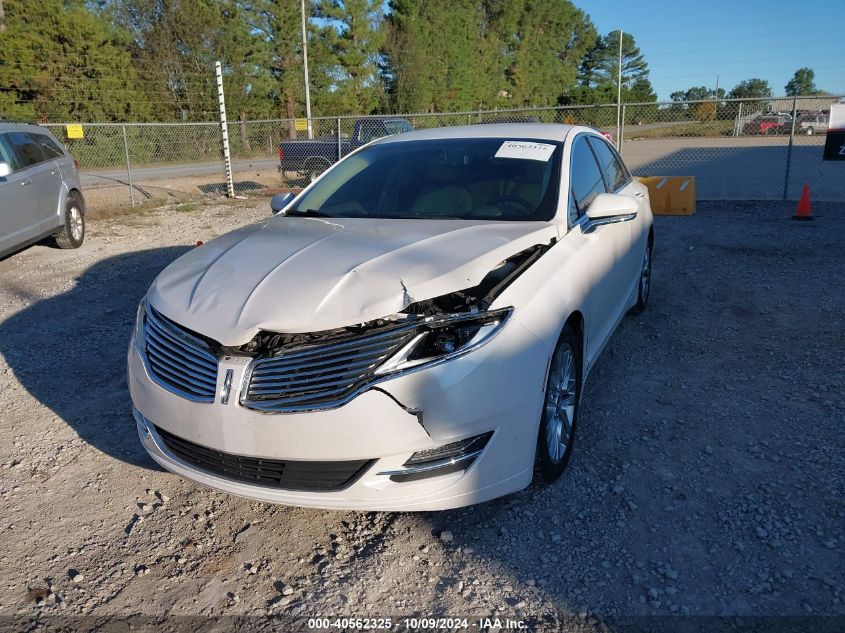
[286,208,333,217]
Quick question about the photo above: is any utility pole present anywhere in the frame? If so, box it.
[713,75,720,120]
[616,29,623,150]
[0,0,6,33]
[300,0,313,140]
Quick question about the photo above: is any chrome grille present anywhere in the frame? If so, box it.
[242,324,419,412]
[143,305,219,402]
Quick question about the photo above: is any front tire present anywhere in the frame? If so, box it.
[537,327,581,482]
[54,192,85,249]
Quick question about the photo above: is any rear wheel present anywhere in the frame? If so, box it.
[630,240,652,314]
[805,127,814,135]
[536,327,581,482]
[54,192,85,249]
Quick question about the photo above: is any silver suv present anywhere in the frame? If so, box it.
[797,112,829,136]
[0,122,85,258]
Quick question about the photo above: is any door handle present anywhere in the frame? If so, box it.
[20,179,32,187]
[634,191,645,199]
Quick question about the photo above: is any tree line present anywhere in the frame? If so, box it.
[0,0,833,124]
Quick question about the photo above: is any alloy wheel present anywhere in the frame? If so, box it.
[544,343,577,464]
[69,206,83,241]
[640,246,652,301]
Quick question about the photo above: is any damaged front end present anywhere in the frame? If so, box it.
[237,240,554,414]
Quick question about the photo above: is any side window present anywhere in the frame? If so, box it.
[568,135,607,224]
[34,133,65,160]
[4,132,46,169]
[588,136,629,191]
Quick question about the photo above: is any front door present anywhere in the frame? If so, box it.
[567,134,633,363]
[0,133,45,253]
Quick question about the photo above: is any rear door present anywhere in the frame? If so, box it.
[31,132,70,230]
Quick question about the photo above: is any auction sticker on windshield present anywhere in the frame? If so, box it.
[494,140,555,161]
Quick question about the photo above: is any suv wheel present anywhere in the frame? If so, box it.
[54,192,85,249]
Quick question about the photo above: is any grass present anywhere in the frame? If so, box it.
[626,120,735,139]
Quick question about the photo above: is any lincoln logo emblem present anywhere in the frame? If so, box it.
[220,369,234,404]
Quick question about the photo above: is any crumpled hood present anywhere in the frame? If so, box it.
[149,216,558,346]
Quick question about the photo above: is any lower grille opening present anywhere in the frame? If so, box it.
[154,426,373,492]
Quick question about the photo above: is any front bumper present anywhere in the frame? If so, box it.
[128,317,550,511]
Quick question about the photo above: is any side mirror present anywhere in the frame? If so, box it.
[585,193,638,220]
[0,162,11,178]
[270,192,295,215]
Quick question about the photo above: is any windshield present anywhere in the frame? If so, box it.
[290,137,562,221]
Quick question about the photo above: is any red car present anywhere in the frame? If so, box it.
[743,115,790,135]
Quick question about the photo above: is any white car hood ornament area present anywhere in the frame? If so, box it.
[148,216,558,346]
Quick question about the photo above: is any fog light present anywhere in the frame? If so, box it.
[379,432,493,483]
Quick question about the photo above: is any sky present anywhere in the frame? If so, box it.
[580,0,845,100]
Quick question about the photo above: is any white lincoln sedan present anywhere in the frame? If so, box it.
[128,124,653,511]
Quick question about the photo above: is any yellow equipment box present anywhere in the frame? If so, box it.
[636,176,695,215]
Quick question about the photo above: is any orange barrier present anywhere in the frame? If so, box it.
[636,176,695,215]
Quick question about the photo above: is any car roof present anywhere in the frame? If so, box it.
[371,123,592,145]
[0,121,55,135]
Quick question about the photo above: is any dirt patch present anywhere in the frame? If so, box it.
[0,201,842,628]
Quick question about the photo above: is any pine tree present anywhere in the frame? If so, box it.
[385,0,492,113]
[243,0,313,127]
[576,30,651,99]
[314,0,385,114]
[0,0,149,122]
[495,0,597,108]
[384,0,595,113]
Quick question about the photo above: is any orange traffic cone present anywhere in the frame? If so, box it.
[793,184,814,221]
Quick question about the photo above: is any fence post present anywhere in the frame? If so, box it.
[215,60,235,198]
[734,102,743,136]
[782,96,798,201]
[337,118,342,161]
[619,103,626,154]
[122,125,135,207]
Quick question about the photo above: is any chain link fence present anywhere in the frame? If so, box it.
[42,94,843,208]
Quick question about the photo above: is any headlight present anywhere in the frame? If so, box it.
[133,296,147,352]
[375,308,512,376]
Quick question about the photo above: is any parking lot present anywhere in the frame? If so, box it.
[0,200,842,630]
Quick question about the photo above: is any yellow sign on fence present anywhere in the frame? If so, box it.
[294,118,308,132]
[65,124,84,139]
[636,176,696,215]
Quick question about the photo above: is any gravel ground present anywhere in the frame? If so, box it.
[0,200,842,632]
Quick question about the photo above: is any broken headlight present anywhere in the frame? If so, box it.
[375,308,512,376]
